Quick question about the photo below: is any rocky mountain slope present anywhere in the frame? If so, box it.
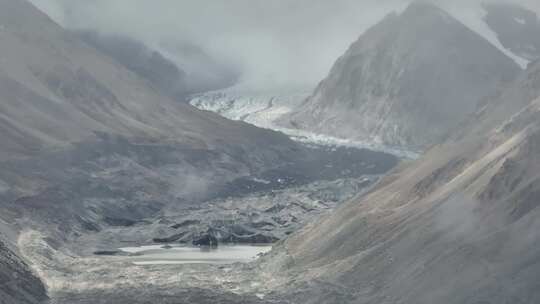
[483,2,540,62]
[0,235,47,304]
[0,0,296,161]
[0,0,305,197]
[274,54,540,304]
[281,2,520,151]
[0,0,309,301]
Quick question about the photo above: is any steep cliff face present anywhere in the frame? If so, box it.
[277,60,540,303]
[0,0,306,232]
[282,2,519,151]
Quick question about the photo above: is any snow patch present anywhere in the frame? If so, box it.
[252,178,271,185]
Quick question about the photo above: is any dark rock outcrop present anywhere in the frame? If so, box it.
[0,239,48,304]
[146,176,380,248]
[92,250,129,256]
[193,233,219,248]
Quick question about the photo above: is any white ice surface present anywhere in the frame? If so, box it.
[120,245,272,265]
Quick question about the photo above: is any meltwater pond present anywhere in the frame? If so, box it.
[119,245,273,265]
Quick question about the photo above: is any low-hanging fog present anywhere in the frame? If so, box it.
[30,0,540,90]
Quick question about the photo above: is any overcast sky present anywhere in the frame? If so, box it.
[30,0,540,90]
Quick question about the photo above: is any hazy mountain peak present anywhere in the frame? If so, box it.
[281,2,520,151]
[404,1,445,14]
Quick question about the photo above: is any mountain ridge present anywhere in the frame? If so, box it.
[273,59,540,304]
[281,1,520,150]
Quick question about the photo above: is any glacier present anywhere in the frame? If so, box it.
[190,87,419,159]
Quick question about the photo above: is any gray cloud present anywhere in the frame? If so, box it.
[29,0,540,90]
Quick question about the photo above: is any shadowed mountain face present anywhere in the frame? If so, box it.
[75,31,189,102]
[281,2,520,151]
[74,31,239,103]
[276,57,540,303]
[484,2,540,62]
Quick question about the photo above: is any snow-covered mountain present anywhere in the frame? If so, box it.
[280,2,520,151]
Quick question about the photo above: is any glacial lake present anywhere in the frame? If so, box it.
[119,245,273,265]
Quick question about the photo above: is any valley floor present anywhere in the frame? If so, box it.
[17,142,396,303]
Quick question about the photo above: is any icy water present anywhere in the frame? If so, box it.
[119,245,273,265]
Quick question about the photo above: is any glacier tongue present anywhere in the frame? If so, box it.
[274,127,420,159]
[190,88,419,159]
[190,87,309,130]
